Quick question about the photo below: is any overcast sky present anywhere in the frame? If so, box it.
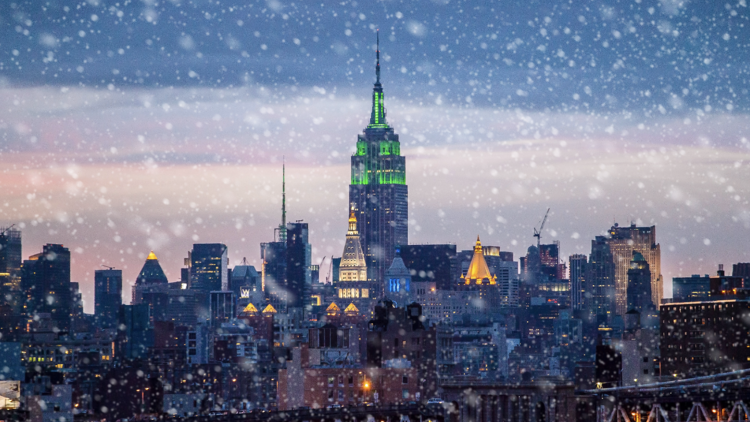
[1,0,749,311]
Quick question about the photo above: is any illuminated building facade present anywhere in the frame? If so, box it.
[189,243,228,292]
[349,35,408,291]
[336,212,375,312]
[604,224,663,315]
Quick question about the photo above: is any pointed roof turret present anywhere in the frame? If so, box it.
[340,207,367,275]
[262,304,277,314]
[326,302,341,315]
[386,247,410,278]
[463,236,497,285]
[136,250,168,285]
[344,303,359,315]
[240,303,259,315]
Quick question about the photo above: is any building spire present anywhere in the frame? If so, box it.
[376,30,381,85]
[279,158,287,242]
[368,30,388,129]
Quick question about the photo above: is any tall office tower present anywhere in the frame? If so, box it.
[349,34,408,289]
[604,224,663,314]
[21,244,72,332]
[626,252,653,314]
[336,211,374,311]
[286,222,311,308]
[0,227,22,312]
[261,240,287,309]
[189,244,228,291]
[586,236,616,320]
[569,254,587,310]
[132,251,169,304]
[95,269,122,329]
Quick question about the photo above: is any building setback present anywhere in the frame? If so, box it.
[349,35,408,289]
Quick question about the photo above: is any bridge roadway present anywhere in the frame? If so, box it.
[174,403,445,422]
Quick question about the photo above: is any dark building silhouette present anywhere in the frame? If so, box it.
[261,240,287,310]
[626,252,653,313]
[349,36,408,290]
[286,222,311,309]
[0,227,22,316]
[21,244,72,332]
[95,269,122,329]
[672,274,711,302]
[399,244,457,291]
[189,243,228,292]
[661,299,750,378]
[569,254,587,310]
[585,236,616,321]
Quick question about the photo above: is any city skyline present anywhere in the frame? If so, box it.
[1,1,749,313]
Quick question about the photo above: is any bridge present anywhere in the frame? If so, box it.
[439,379,577,422]
[578,369,750,422]
[173,403,445,422]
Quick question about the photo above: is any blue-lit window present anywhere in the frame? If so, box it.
[389,278,400,292]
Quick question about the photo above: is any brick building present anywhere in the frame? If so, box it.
[277,344,418,410]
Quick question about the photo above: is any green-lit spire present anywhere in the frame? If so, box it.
[368,30,388,129]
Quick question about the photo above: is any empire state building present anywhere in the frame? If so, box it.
[349,34,408,294]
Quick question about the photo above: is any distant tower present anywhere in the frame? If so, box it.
[21,244,72,332]
[569,254,587,310]
[349,32,408,291]
[604,224,663,314]
[262,163,289,310]
[336,210,372,311]
[95,268,122,329]
[626,252,653,314]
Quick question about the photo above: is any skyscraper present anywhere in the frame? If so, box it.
[95,269,122,329]
[132,251,169,304]
[189,244,229,292]
[21,244,72,332]
[586,236,616,320]
[336,211,374,311]
[286,222,311,309]
[0,226,22,313]
[626,252,653,314]
[604,224,663,314]
[349,34,408,290]
[569,254,587,311]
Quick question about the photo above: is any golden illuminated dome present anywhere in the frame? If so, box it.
[241,303,259,315]
[464,236,497,285]
[326,302,341,315]
[262,304,277,314]
[147,251,158,260]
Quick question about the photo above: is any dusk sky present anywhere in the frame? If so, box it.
[1,0,749,311]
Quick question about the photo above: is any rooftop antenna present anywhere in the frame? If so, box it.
[276,158,287,243]
[376,29,381,85]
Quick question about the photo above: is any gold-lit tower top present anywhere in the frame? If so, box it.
[463,236,497,285]
[348,209,358,235]
[147,251,158,260]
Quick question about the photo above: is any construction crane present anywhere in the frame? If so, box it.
[1,224,16,236]
[533,208,550,248]
[100,264,116,270]
[318,256,326,283]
